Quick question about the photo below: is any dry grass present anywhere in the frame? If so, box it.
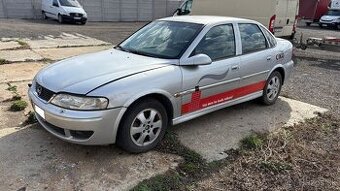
[195,114,340,191]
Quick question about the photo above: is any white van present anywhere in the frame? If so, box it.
[42,0,88,24]
[175,0,299,38]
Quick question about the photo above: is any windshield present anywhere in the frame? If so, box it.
[326,10,340,16]
[59,0,81,7]
[118,21,203,59]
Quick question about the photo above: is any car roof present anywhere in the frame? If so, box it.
[159,16,255,25]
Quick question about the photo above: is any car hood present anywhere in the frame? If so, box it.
[61,6,86,15]
[36,49,176,94]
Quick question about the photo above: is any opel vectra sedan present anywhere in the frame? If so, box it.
[29,16,294,153]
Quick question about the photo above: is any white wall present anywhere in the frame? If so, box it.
[0,0,183,21]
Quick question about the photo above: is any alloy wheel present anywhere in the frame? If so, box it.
[130,109,162,147]
[266,76,280,101]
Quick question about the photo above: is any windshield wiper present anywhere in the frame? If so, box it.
[115,45,132,53]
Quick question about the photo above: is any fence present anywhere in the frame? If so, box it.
[0,0,183,21]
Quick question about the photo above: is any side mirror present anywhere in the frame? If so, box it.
[175,8,182,16]
[181,54,212,66]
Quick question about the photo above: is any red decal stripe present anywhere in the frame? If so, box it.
[181,81,266,114]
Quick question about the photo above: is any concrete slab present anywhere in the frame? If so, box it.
[0,49,43,62]
[25,38,110,49]
[175,97,328,162]
[0,62,45,83]
[0,126,181,191]
[35,46,112,60]
[0,41,21,50]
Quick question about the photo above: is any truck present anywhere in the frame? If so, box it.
[175,0,299,38]
[298,0,331,26]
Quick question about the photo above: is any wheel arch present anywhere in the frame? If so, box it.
[114,90,177,140]
[268,66,286,85]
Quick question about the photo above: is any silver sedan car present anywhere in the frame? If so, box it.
[29,16,294,153]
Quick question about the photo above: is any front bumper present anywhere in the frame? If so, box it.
[28,87,126,145]
[61,15,87,23]
[319,21,339,27]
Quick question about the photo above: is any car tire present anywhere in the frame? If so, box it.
[260,71,282,105]
[319,24,323,28]
[42,11,47,20]
[81,21,87,25]
[116,98,168,153]
[58,14,63,24]
[306,22,311,26]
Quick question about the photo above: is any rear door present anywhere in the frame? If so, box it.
[237,23,274,96]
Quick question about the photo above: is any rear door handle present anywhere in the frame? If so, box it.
[231,65,239,71]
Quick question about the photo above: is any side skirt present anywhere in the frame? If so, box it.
[172,90,263,125]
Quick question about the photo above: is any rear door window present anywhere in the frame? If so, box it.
[239,23,267,54]
[193,24,236,61]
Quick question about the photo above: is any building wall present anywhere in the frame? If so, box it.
[0,0,183,21]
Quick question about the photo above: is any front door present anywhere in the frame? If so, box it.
[50,0,60,19]
[180,24,241,115]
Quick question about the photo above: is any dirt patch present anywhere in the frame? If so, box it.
[194,114,340,190]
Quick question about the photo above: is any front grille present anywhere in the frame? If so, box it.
[36,82,55,102]
[70,13,83,17]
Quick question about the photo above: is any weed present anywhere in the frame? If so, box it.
[6,83,17,93]
[260,161,292,173]
[10,100,28,111]
[41,58,54,64]
[132,172,182,191]
[16,40,30,49]
[241,133,265,150]
[24,111,37,125]
[11,95,22,101]
[0,58,10,65]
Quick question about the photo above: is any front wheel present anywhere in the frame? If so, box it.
[260,71,282,105]
[42,11,48,20]
[116,99,168,153]
[58,14,63,24]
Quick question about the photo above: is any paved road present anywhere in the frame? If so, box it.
[0,19,146,44]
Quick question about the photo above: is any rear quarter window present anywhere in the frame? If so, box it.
[260,26,277,48]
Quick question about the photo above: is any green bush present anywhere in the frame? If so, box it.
[10,100,28,111]
[25,111,37,124]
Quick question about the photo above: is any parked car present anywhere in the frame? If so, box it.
[175,0,299,39]
[42,0,87,24]
[319,0,340,29]
[299,0,330,26]
[29,16,294,153]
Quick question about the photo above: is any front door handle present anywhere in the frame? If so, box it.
[267,56,272,61]
[231,65,239,71]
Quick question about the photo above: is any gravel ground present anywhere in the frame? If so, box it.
[0,19,339,117]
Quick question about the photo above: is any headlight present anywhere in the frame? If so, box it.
[50,94,108,111]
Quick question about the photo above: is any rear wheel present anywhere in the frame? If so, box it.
[260,71,282,105]
[116,99,168,153]
[58,14,63,24]
[306,22,311,26]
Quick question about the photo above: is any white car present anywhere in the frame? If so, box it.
[42,0,87,24]
[29,16,294,153]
